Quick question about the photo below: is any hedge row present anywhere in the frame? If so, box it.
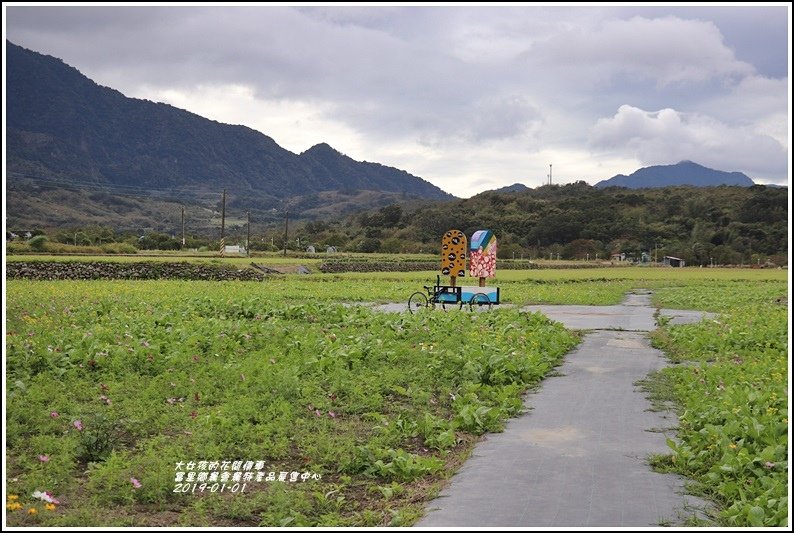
[6,261,265,281]
[317,260,547,273]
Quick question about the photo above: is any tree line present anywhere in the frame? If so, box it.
[8,183,788,266]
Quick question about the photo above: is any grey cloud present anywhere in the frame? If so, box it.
[5,5,789,190]
[523,16,754,86]
[589,105,787,180]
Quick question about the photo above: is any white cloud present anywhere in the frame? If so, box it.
[589,105,787,180]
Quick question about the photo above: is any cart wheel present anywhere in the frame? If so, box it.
[469,293,492,311]
[408,292,429,314]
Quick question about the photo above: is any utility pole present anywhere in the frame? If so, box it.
[181,206,185,247]
[246,211,251,257]
[220,189,226,257]
[549,164,552,185]
[283,210,289,257]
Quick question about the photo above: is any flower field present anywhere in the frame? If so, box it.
[6,280,578,526]
[4,267,788,526]
[648,281,788,526]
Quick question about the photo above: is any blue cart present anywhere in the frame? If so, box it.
[408,275,500,313]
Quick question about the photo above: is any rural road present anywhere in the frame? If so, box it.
[415,291,712,527]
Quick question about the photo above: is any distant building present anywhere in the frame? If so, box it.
[610,252,626,262]
[663,256,685,267]
[8,230,34,240]
[326,246,337,254]
[223,245,246,255]
[306,245,316,254]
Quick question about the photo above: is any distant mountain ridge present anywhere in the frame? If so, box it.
[6,41,452,209]
[595,161,755,189]
[489,183,531,194]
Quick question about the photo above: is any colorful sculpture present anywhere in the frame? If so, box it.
[441,229,467,286]
[469,230,497,286]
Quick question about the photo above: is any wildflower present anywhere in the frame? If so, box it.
[328,411,337,418]
[130,477,142,489]
[314,409,322,417]
[73,420,83,431]
[764,461,776,469]
[38,455,49,463]
[27,508,37,515]
[6,502,23,511]
[100,395,111,405]
[49,411,59,419]
[166,398,177,404]
[45,503,56,511]
[8,495,19,501]
[190,411,198,419]
[728,443,737,449]
[32,491,59,504]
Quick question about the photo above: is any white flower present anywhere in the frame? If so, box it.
[32,490,59,504]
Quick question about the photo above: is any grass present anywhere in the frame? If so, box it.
[645,283,788,527]
[5,281,578,526]
[4,267,788,526]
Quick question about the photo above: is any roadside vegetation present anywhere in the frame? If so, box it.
[648,282,788,526]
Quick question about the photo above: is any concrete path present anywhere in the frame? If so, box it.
[416,292,711,527]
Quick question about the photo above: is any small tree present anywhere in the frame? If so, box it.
[28,235,48,252]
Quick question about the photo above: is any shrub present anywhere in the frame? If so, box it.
[28,235,49,252]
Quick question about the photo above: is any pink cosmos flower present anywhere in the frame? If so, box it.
[130,477,142,489]
[38,455,50,462]
[328,411,337,418]
[314,409,322,417]
[73,420,83,431]
[49,411,59,419]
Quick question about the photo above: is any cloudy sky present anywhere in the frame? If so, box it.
[4,4,790,197]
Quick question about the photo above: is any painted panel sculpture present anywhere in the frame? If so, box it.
[440,229,467,286]
[408,229,500,312]
[469,230,497,286]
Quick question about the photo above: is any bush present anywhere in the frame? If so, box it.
[357,238,381,253]
[28,235,49,252]
[6,242,31,254]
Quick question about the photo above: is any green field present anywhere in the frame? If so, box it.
[648,283,788,527]
[4,267,788,526]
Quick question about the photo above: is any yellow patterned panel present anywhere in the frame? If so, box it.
[441,229,467,277]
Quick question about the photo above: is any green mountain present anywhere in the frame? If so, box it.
[5,41,452,229]
[333,181,787,264]
[595,160,755,188]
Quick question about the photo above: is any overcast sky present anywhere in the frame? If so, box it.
[4,4,791,197]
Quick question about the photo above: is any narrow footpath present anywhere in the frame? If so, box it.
[417,291,711,527]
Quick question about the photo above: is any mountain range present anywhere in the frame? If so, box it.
[6,41,767,233]
[6,41,451,230]
[594,160,755,188]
